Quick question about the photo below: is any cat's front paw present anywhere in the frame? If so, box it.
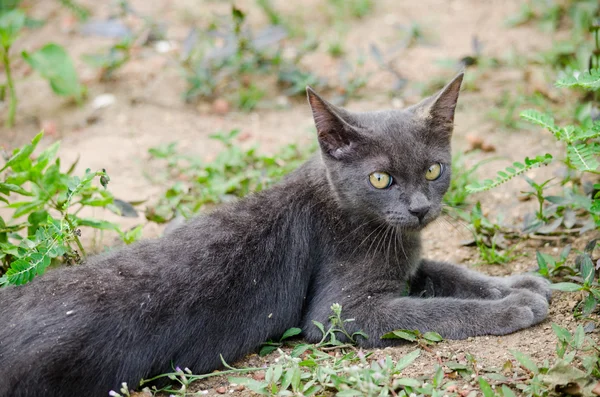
[505,274,552,302]
[491,290,549,335]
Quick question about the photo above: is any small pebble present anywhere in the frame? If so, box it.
[216,386,227,394]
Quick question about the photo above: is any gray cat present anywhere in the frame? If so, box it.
[0,73,550,397]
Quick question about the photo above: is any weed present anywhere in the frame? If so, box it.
[487,90,528,130]
[467,202,517,265]
[0,8,23,127]
[0,3,85,127]
[535,245,573,278]
[260,327,302,357]
[327,0,373,20]
[82,37,133,81]
[22,43,86,102]
[444,152,489,211]
[549,239,600,317]
[313,303,368,347]
[133,310,600,396]
[0,132,141,286]
[381,329,443,350]
[181,6,324,110]
[145,129,314,223]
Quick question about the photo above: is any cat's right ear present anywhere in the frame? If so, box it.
[306,86,363,160]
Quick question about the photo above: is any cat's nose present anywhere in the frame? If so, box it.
[409,205,430,222]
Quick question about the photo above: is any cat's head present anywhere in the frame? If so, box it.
[306,73,463,231]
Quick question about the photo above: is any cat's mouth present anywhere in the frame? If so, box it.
[384,212,434,231]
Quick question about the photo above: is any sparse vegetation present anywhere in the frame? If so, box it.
[2,0,600,396]
[0,132,141,286]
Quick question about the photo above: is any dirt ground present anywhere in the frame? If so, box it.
[1,0,599,395]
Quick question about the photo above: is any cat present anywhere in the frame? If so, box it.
[0,73,551,397]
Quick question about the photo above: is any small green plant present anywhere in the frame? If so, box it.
[82,37,133,80]
[465,202,517,265]
[181,6,324,110]
[550,239,599,318]
[22,43,86,102]
[0,8,24,127]
[145,129,313,223]
[535,245,573,278]
[381,328,443,350]
[0,3,86,127]
[0,132,140,286]
[313,303,368,347]
[260,327,302,356]
[465,154,553,193]
[443,152,492,213]
[327,0,373,20]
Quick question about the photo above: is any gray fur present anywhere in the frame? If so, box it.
[0,73,550,397]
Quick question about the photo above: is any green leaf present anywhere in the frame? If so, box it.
[479,377,495,397]
[337,391,364,397]
[281,327,302,341]
[466,154,553,193]
[578,254,595,286]
[311,320,325,336]
[395,349,421,372]
[22,43,85,101]
[381,329,417,341]
[75,217,120,231]
[550,282,582,292]
[423,331,443,342]
[228,377,267,395]
[551,323,571,342]
[259,345,278,357]
[573,325,585,348]
[393,378,421,388]
[535,251,549,276]
[567,143,600,172]
[556,69,600,90]
[581,293,597,317]
[520,109,559,135]
[509,350,539,374]
[0,182,33,196]
[0,131,43,172]
[291,343,311,358]
[501,385,517,397]
[0,9,25,48]
[5,253,50,285]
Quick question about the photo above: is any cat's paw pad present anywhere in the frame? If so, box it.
[506,275,552,302]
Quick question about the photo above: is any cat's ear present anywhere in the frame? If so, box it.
[306,86,363,160]
[413,72,463,135]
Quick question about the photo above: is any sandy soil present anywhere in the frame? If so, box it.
[1,0,598,395]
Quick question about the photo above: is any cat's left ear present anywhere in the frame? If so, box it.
[306,86,363,160]
[413,72,463,135]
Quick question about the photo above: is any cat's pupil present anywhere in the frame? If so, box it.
[425,163,443,181]
[369,172,392,189]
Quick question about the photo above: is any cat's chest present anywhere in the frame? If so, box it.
[326,221,421,275]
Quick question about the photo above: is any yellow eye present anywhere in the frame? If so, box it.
[369,172,392,189]
[425,163,443,181]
